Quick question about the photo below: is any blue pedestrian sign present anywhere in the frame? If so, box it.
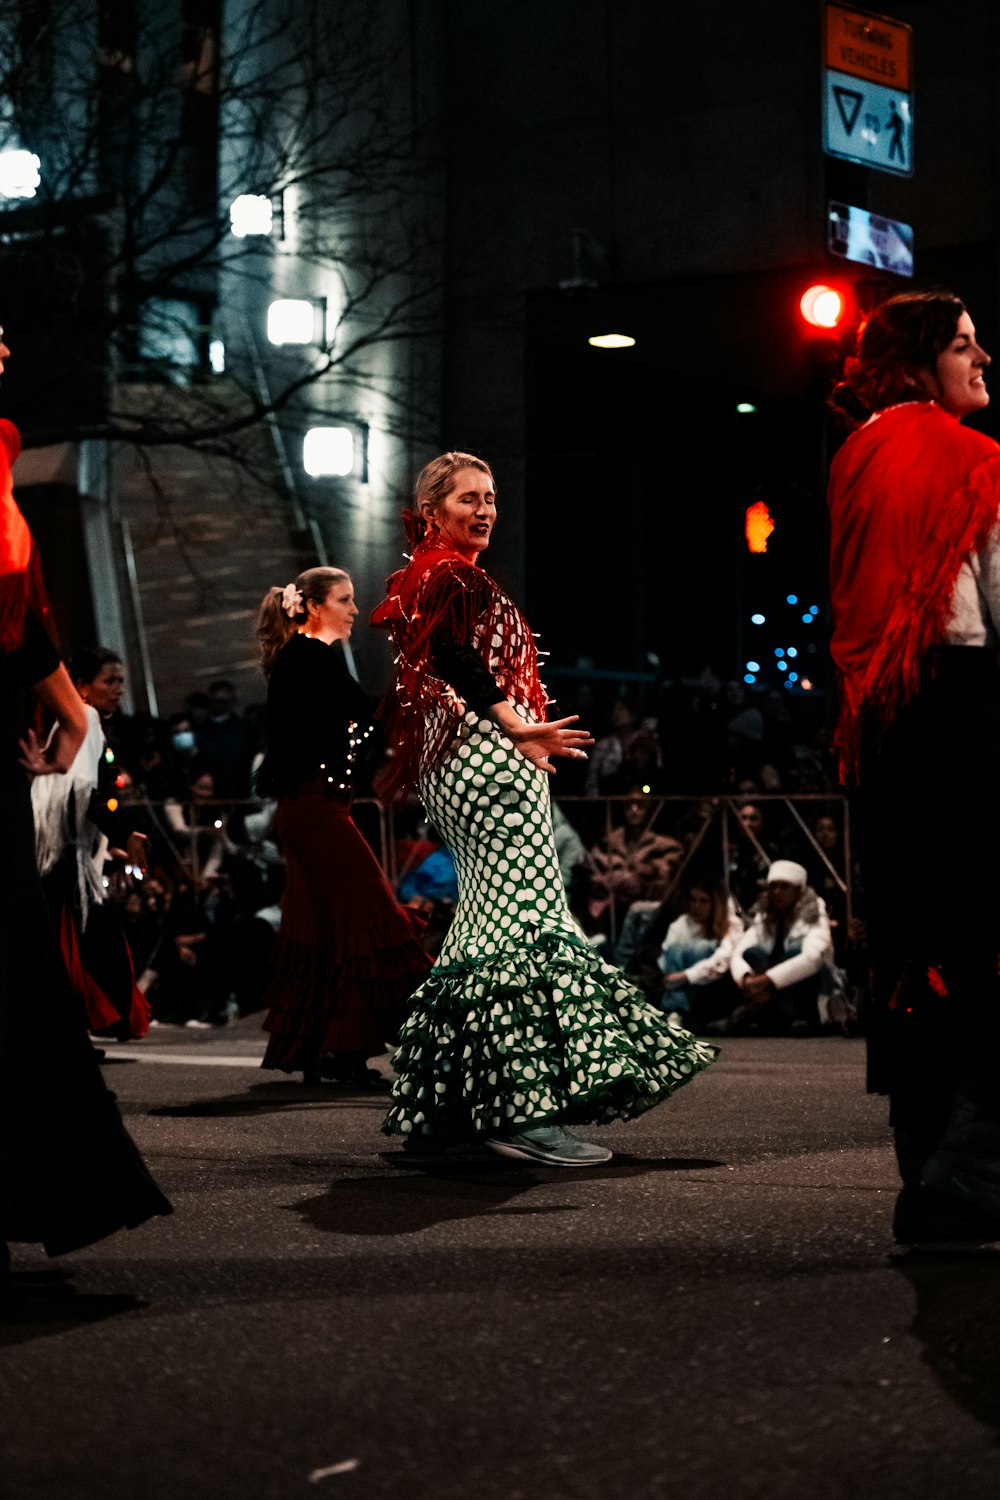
[824,71,913,177]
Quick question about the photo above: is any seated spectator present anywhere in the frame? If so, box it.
[163,763,236,887]
[587,788,683,935]
[585,696,654,796]
[727,800,783,914]
[800,809,849,956]
[551,801,589,913]
[659,879,744,1031]
[613,899,667,984]
[134,875,237,1026]
[167,712,201,782]
[194,678,256,797]
[720,859,833,1035]
[398,846,458,905]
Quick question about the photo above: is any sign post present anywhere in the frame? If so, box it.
[823,3,914,178]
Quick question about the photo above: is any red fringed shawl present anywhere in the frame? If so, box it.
[0,419,54,652]
[828,401,1000,779]
[370,532,548,801]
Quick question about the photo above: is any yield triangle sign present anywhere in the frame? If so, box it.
[833,85,863,137]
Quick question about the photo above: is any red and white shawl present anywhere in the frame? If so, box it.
[370,532,548,800]
[828,401,1000,778]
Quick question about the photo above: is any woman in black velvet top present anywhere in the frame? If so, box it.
[256,567,428,1086]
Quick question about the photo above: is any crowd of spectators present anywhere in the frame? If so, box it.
[86,665,864,1038]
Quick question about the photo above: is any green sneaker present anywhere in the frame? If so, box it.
[485,1125,612,1167]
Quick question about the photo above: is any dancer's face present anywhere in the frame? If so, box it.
[428,468,496,561]
[306,577,358,642]
[932,311,990,418]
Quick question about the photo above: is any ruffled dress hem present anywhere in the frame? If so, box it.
[381,930,716,1138]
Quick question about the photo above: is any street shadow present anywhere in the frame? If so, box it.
[288,1153,725,1238]
[0,1272,147,1350]
[150,1082,390,1118]
[892,1253,1000,1440]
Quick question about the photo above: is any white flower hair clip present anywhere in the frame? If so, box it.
[280,583,304,617]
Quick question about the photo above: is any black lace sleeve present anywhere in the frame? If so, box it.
[431,628,505,713]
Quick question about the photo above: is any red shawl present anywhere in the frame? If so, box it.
[828,401,1000,778]
[0,418,53,652]
[370,532,548,800]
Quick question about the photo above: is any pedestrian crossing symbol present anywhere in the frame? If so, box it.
[824,70,913,177]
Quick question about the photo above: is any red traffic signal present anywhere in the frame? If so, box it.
[799,284,846,330]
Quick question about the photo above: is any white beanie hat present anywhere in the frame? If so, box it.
[767,859,807,888]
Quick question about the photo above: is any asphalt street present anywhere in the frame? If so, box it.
[3,1023,1000,1500]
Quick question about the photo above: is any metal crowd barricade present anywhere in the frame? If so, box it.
[546,793,854,947]
[112,796,392,892]
[111,793,854,952]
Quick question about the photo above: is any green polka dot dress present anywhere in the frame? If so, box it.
[383,709,716,1140]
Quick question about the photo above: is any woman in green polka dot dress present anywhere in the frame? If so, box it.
[371,451,716,1165]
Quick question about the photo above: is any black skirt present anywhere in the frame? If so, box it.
[854,646,1000,1095]
[0,765,171,1255]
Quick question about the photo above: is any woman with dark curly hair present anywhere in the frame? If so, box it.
[255,566,428,1087]
[371,452,715,1166]
[828,288,1000,1246]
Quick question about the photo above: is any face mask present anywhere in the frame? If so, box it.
[172,730,196,752]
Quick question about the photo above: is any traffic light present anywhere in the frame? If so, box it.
[799,283,847,330]
[745,499,775,554]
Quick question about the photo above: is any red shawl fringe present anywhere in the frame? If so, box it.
[835,454,1000,778]
[370,536,548,802]
[0,421,56,652]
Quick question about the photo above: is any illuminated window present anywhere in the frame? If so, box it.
[229,194,273,237]
[267,299,318,346]
[0,149,41,199]
[303,427,354,478]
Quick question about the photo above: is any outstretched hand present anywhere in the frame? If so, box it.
[18,728,57,776]
[508,714,593,774]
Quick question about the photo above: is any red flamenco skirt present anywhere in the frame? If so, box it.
[59,902,151,1041]
[261,785,429,1072]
